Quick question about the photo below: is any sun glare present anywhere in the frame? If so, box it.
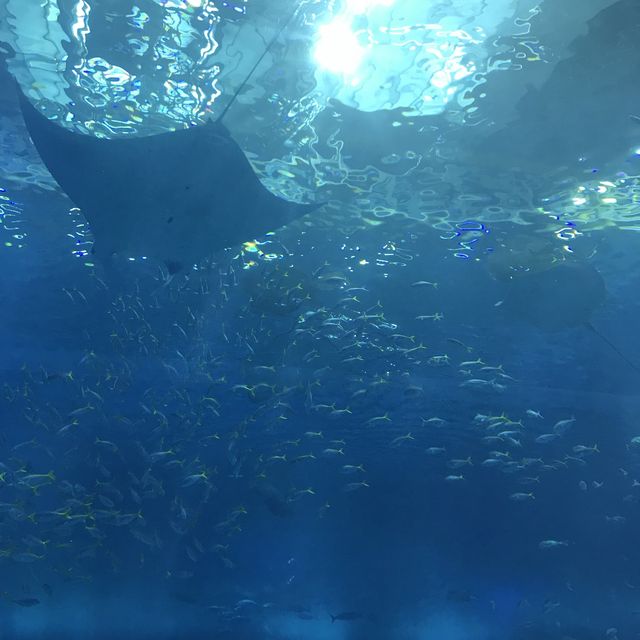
[313,0,397,75]
[314,20,365,75]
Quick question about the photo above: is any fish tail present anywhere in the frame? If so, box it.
[330,615,336,623]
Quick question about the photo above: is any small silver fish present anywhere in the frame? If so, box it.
[535,433,559,444]
[538,540,568,550]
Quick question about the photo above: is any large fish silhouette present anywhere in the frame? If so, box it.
[501,260,640,375]
[17,7,318,273]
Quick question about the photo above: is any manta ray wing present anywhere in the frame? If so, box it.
[18,86,317,270]
[503,262,606,331]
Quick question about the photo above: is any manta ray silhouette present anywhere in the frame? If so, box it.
[502,262,606,332]
[503,261,640,375]
[17,7,318,273]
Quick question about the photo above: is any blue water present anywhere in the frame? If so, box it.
[1,1,640,639]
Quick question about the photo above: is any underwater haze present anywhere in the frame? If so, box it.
[1,0,640,638]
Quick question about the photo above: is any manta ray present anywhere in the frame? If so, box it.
[17,7,318,274]
[501,262,606,332]
[501,260,640,375]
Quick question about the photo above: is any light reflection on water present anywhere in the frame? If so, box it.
[0,0,639,236]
